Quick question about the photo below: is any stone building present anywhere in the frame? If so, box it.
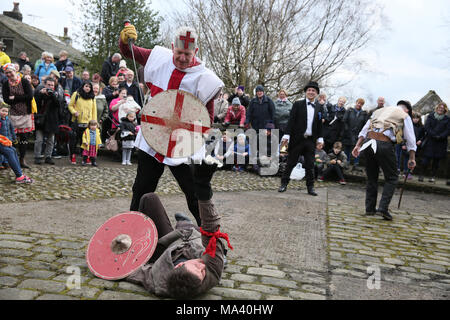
[0,2,84,66]
[413,90,443,116]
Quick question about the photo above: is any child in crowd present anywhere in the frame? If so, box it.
[223,97,246,128]
[0,105,33,183]
[211,130,234,170]
[120,111,137,165]
[314,142,328,179]
[118,94,141,121]
[0,104,16,169]
[318,141,347,185]
[81,120,102,166]
[232,133,250,172]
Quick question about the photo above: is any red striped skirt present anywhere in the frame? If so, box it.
[82,145,97,158]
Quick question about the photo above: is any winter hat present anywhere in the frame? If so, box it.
[255,85,264,92]
[238,85,245,91]
[265,122,275,130]
[232,97,241,105]
[65,66,74,72]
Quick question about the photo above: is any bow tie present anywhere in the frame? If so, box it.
[308,102,315,107]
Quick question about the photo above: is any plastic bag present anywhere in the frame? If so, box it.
[290,162,305,180]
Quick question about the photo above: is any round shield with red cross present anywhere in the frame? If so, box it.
[140,89,211,158]
[86,212,158,280]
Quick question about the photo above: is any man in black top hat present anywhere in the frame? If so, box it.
[278,81,324,196]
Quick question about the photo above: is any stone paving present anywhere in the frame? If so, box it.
[0,228,329,300]
[0,155,449,300]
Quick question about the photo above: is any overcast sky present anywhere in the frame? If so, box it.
[1,0,449,107]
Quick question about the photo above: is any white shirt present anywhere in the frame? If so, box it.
[305,100,315,137]
[358,116,417,152]
[282,99,324,144]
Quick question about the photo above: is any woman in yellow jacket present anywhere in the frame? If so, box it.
[68,81,97,164]
[81,120,102,166]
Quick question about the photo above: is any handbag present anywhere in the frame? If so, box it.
[106,131,118,152]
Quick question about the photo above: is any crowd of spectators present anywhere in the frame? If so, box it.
[212,85,449,185]
[0,48,145,182]
[0,45,448,186]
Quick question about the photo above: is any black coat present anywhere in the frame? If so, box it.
[285,99,323,149]
[103,85,120,107]
[17,58,34,72]
[342,108,368,146]
[119,117,137,141]
[422,113,449,159]
[325,104,346,143]
[34,89,61,134]
[60,76,83,96]
[245,95,275,130]
[101,57,119,86]
[55,59,74,72]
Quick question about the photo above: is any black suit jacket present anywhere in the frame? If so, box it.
[286,99,323,147]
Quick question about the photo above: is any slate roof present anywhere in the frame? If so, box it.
[413,90,443,115]
[0,13,84,62]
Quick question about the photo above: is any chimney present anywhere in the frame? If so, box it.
[61,27,72,46]
[3,2,23,22]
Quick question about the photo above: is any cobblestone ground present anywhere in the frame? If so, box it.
[0,159,449,300]
[327,203,449,299]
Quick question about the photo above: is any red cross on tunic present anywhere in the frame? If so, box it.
[179,31,195,49]
[141,91,210,158]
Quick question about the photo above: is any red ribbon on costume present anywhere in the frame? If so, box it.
[199,227,233,258]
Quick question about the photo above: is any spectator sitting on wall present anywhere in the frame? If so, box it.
[223,97,246,128]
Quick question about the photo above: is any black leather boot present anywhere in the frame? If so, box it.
[307,186,318,196]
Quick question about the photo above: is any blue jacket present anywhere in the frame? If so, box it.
[35,62,57,81]
[0,116,16,141]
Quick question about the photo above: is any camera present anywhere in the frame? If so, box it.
[46,88,54,94]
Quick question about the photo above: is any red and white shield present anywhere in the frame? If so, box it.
[140,90,211,158]
[86,212,158,280]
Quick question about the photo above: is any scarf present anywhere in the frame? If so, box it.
[434,112,445,121]
[8,75,21,87]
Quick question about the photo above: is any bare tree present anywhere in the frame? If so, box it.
[170,0,385,99]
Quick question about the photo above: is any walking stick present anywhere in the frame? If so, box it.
[397,168,410,209]
[123,20,145,107]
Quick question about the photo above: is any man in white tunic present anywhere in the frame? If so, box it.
[119,25,224,225]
